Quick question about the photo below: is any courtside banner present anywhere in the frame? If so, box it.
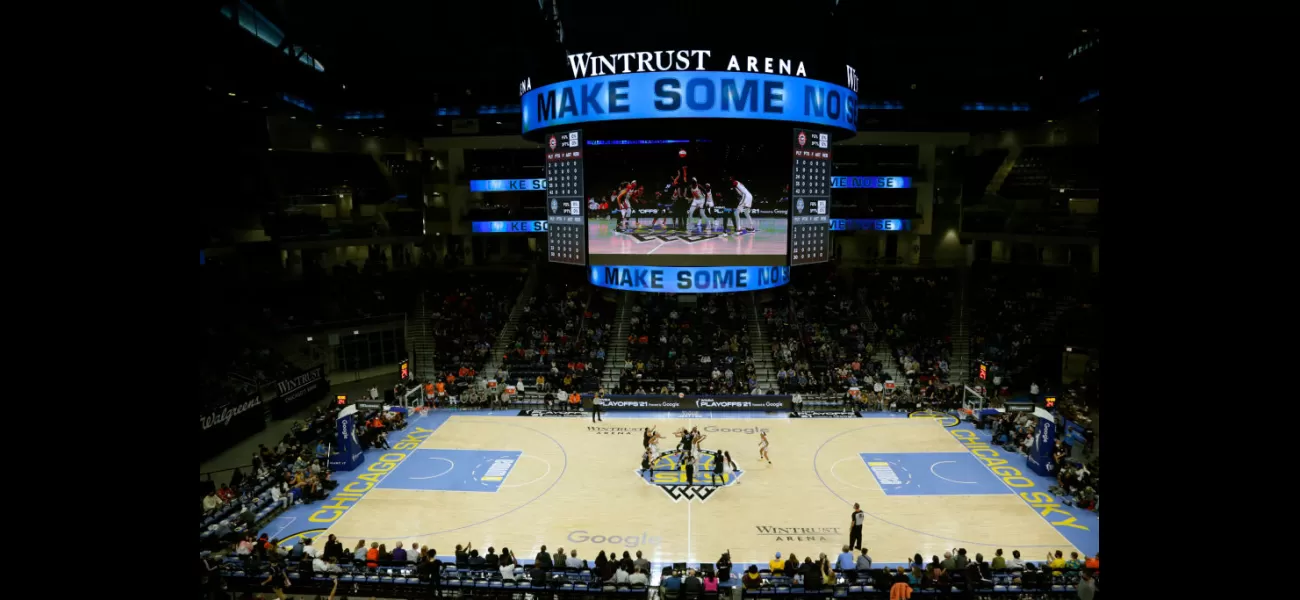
[199,392,265,459]
[522,72,857,135]
[329,405,365,472]
[582,395,791,411]
[272,365,329,418]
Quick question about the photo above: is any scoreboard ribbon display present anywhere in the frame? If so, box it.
[590,265,790,293]
[790,128,832,265]
[545,129,587,265]
[522,72,857,135]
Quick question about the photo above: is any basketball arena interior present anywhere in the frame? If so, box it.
[200,2,1101,598]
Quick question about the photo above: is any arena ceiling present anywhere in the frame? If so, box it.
[209,0,1098,130]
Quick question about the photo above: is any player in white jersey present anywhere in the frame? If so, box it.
[687,182,707,232]
[731,176,756,232]
[703,183,719,232]
[616,183,632,232]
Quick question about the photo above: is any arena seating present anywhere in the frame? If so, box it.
[968,264,1080,391]
[999,146,1099,201]
[200,405,343,550]
[205,542,1096,599]
[857,269,955,381]
[618,294,754,395]
[427,272,524,395]
[499,267,611,396]
[763,267,871,396]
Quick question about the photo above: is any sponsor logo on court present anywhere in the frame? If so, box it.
[307,426,437,524]
[754,525,841,542]
[588,426,642,435]
[950,429,1089,531]
[909,410,960,427]
[518,410,586,418]
[789,411,859,419]
[478,457,518,483]
[702,425,769,434]
[866,461,906,486]
[639,450,741,504]
[566,530,662,548]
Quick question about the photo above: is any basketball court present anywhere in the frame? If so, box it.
[586,219,789,257]
[271,412,1097,569]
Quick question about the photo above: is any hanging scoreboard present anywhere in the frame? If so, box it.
[545,129,586,265]
[790,128,831,265]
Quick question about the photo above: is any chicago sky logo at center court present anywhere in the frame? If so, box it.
[638,450,743,503]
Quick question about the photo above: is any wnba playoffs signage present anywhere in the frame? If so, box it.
[583,395,791,411]
[523,71,857,135]
[272,365,328,418]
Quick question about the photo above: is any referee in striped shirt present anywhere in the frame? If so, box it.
[849,503,865,550]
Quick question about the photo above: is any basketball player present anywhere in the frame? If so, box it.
[692,427,707,453]
[674,427,690,452]
[682,452,696,485]
[711,451,725,485]
[621,180,637,232]
[758,431,772,464]
[687,182,707,232]
[724,450,738,472]
[703,183,719,232]
[731,176,756,233]
[651,191,671,229]
[628,180,643,228]
[641,449,652,476]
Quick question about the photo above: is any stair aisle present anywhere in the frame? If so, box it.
[412,290,438,381]
[949,267,972,385]
[748,294,778,392]
[599,293,633,391]
[481,266,540,380]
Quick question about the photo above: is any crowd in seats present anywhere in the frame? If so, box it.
[497,269,612,399]
[199,406,343,550]
[203,531,1098,599]
[764,268,877,395]
[969,265,1081,393]
[989,410,1100,512]
[856,269,960,407]
[428,273,524,393]
[617,295,755,395]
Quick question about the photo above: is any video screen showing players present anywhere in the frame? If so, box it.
[584,143,791,267]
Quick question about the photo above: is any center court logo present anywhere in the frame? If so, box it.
[755,525,841,543]
[639,450,742,503]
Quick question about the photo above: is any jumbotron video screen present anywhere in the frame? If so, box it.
[584,143,791,267]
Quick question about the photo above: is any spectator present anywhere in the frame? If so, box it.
[662,566,682,592]
[633,550,650,573]
[629,567,649,586]
[498,547,516,581]
[991,548,1006,570]
[553,547,567,569]
[567,549,583,569]
[1078,570,1097,600]
[856,548,873,572]
[352,540,366,562]
[322,534,344,561]
[681,568,702,592]
[485,547,499,569]
[1007,550,1025,570]
[769,551,785,574]
[392,542,407,563]
[741,565,761,590]
[889,567,913,600]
